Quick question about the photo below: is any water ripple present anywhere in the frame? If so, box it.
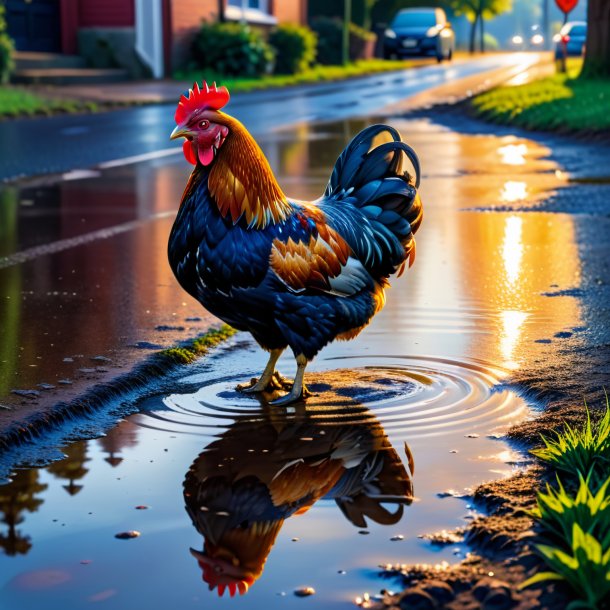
[134,355,528,440]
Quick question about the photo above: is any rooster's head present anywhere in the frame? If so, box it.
[171,81,230,166]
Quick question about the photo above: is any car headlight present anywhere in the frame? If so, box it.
[426,26,440,37]
[511,35,524,45]
[384,29,397,39]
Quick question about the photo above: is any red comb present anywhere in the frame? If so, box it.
[174,81,230,124]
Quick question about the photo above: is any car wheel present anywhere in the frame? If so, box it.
[446,49,453,61]
[436,54,443,63]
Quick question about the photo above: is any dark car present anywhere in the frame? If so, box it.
[554,21,587,60]
[383,7,455,63]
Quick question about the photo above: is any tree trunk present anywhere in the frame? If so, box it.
[581,0,610,78]
[469,14,478,54]
[479,13,485,53]
[218,0,225,22]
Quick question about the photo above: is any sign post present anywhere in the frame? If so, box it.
[555,0,579,73]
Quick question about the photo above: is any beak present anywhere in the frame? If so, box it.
[170,124,192,140]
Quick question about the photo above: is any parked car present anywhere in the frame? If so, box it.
[383,8,454,63]
[554,21,587,59]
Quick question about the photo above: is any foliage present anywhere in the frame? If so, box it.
[310,17,376,65]
[532,475,610,551]
[0,87,99,118]
[523,400,610,609]
[449,0,512,21]
[161,325,236,365]
[191,22,274,78]
[523,523,610,610]
[483,33,499,51]
[308,0,382,29]
[0,5,14,84]
[269,24,317,75]
[175,59,413,93]
[531,401,610,488]
[471,59,610,135]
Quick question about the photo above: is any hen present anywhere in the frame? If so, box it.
[169,82,423,405]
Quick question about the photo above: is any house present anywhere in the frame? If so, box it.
[3,0,308,82]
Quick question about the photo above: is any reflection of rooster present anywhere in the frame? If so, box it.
[169,82,423,404]
[183,400,414,597]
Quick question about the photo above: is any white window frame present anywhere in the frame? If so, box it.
[226,0,277,26]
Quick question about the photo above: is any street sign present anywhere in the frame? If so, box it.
[555,0,578,13]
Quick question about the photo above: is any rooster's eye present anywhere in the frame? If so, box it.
[199,120,210,129]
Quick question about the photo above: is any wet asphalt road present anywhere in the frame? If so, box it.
[0,54,541,183]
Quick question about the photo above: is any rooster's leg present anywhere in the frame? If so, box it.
[237,348,284,393]
[270,354,310,406]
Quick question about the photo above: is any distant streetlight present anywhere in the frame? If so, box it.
[343,0,352,65]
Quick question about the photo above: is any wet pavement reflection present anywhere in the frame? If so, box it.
[0,115,585,609]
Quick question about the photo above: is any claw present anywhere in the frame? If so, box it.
[236,371,292,394]
[236,377,262,392]
[269,383,312,406]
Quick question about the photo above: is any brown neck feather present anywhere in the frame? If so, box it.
[207,114,291,229]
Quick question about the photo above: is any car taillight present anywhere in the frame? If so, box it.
[562,35,571,43]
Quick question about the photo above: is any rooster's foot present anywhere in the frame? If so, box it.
[269,383,312,406]
[237,371,291,393]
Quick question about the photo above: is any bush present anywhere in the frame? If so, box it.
[191,22,274,78]
[0,6,14,84]
[310,17,375,65]
[269,24,317,75]
[483,33,500,51]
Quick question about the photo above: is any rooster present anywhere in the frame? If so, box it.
[169,82,423,405]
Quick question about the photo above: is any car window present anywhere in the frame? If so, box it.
[569,25,587,36]
[392,11,437,28]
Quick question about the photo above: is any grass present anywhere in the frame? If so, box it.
[471,58,610,135]
[161,324,237,365]
[174,59,419,93]
[531,404,610,488]
[0,85,98,118]
[524,398,610,609]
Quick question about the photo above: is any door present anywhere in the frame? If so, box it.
[5,0,61,52]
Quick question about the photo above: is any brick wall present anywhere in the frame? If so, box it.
[272,0,307,25]
[170,0,219,69]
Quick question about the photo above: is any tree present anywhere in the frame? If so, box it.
[581,0,610,79]
[451,0,512,53]
[0,470,47,556]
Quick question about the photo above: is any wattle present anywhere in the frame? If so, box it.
[183,140,197,165]
[198,146,214,166]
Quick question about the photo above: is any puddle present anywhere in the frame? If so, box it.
[0,117,584,609]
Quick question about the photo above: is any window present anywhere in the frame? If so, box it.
[226,0,276,25]
[228,0,269,12]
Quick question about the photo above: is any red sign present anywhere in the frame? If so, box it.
[555,0,578,12]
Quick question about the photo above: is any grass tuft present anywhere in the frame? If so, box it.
[160,325,236,365]
[522,522,610,609]
[531,399,610,488]
[471,59,610,136]
[532,475,610,552]
[174,59,418,94]
[524,397,610,608]
[0,87,99,118]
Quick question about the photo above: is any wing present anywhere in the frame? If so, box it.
[269,207,374,297]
